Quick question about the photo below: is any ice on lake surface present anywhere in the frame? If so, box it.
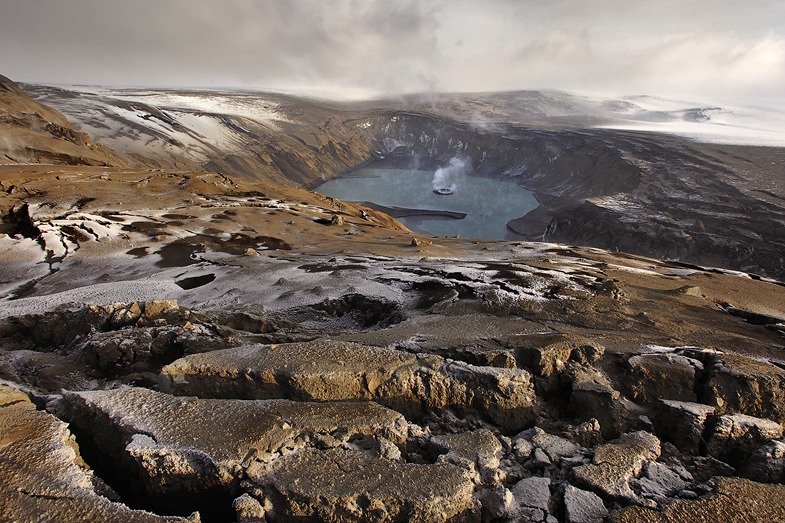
[316,167,538,240]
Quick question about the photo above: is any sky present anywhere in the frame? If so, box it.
[2,0,784,103]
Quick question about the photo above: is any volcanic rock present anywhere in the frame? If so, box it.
[630,461,692,502]
[563,484,608,523]
[611,477,785,522]
[512,333,605,378]
[653,400,716,454]
[742,440,785,483]
[566,365,625,438]
[704,413,784,468]
[432,428,504,483]
[242,447,477,522]
[3,75,785,523]
[510,476,552,522]
[0,383,197,522]
[57,387,408,517]
[159,340,539,432]
[572,431,661,502]
[700,353,785,423]
[528,426,583,463]
[627,352,703,405]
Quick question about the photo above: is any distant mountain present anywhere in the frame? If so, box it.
[21,84,381,187]
[9,79,785,279]
[0,75,124,166]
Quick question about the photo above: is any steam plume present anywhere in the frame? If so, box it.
[432,157,468,193]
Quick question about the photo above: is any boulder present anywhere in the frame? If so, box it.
[232,493,266,522]
[572,431,661,502]
[529,427,583,463]
[139,300,182,325]
[510,476,552,522]
[432,429,503,482]
[572,418,604,447]
[478,485,516,520]
[742,440,785,483]
[532,447,553,467]
[700,353,785,424]
[563,484,608,523]
[242,447,477,523]
[566,366,624,438]
[705,413,784,468]
[653,400,715,454]
[630,461,691,502]
[627,353,702,405]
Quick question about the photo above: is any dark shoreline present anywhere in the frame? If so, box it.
[359,201,467,220]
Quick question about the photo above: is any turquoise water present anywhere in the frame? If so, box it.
[315,167,538,240]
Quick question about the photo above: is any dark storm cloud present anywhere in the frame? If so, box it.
[1,0,783,102]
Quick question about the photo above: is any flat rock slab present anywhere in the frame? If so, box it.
[245,447,476,523]
[564,484,608,523]
[0,383,196,523]
[573,431,661,502]
[611,477,785,523]
[62,387,409,463]
[59,387,408,514]
[160,340,417,401]
[160,340,538,432]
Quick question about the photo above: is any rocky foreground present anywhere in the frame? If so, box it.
[1,163,785,522]
[2,74,785,522]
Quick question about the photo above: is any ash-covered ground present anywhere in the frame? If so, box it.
[2,74,785,522]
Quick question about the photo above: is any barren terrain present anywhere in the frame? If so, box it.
[2,74,785,522]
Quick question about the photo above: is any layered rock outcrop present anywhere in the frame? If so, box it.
[160,340,539,432]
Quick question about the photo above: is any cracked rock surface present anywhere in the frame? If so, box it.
[0,383,198,523]
[245,447,476,522]
[160,340,538,432]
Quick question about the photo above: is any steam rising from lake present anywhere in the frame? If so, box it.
[316,165,538,240]
[432,157,468,194]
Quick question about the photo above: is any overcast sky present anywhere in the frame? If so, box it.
[2,0,784,103]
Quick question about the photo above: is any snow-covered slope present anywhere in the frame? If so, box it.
[597,95,785,147]
[26,85,291,164]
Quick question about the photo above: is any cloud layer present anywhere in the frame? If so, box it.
[2,0,783,102]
